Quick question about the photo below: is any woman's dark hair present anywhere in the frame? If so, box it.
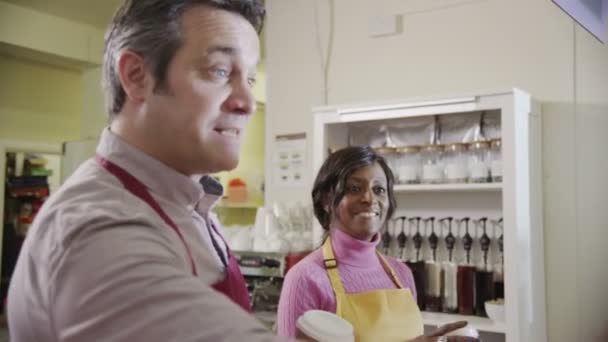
[311,146,397,232]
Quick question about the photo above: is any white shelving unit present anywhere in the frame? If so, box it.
[393,182,502,193]
[311,89,546,342]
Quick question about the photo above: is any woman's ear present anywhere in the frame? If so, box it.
[322,193,331,213]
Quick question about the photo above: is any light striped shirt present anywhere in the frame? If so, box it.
[7,128,286,342]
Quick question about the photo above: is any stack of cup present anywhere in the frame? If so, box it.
[296,310,354,342]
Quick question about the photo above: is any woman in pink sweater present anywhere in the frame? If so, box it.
[277,146,473,342]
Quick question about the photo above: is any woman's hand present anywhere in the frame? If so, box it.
[407,321,479,342]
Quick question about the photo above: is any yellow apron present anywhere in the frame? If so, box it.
[322,237,424,342]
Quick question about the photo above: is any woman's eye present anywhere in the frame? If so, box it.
[373,186,386,195]
[247,77,257,86]
[348,185,361,193]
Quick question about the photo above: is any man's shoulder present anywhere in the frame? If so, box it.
[28,160,141,250]
[45,159,127,218]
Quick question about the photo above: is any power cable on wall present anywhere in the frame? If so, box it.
[572,18,583,342]
[399,0,487,17]
[313,0,335,105]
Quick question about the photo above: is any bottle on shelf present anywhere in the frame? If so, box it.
[405,217,426,310]
[440,217,458,314]
[475,217,495,317]
[424,217,441,312]
[492,218,505,300]
[457,217,476,315]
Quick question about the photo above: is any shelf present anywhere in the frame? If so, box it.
[7,186,49,199]
[421,311,505,334]
[216,201,261,209]
[394,182,502,193]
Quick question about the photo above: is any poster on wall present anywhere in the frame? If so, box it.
[273,133,306,187]
[553,0,608,43]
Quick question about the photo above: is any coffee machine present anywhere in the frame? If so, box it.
[234,251,286,328]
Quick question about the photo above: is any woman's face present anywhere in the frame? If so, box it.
[329,163,389,241]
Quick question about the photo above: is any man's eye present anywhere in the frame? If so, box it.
[247,77,257,86]
[213,68,229,78]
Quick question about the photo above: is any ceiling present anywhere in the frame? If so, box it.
[4,0,123,28]
[4,0,267,30]
[2,0,266,65]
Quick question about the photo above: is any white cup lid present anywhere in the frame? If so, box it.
[445,325,480,339]
[296,310,354,342]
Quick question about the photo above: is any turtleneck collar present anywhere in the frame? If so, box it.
[329,226,381,268]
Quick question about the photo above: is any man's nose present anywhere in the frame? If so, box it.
[224,78,256,115]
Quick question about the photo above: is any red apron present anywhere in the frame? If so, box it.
[96,155,251,312]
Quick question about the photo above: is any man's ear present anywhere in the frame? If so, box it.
[116,50,151,104]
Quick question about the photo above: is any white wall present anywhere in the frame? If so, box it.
[81,66,107,139]
[265,0,608,341]
[0,1,104,65]
[0,54,85,147]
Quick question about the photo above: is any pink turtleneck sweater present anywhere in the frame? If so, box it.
[276,227,417,337]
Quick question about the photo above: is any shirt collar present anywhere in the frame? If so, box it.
[329,226,381,268]
[96,128,222,211]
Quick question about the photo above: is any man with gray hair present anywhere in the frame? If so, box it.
[7,1,288,341]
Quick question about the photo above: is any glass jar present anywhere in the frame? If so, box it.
[468,141,491,183]
[489,139,502,182]
[375,147,398,176]
[443,143,468,183]
[421,144,444,184]
[394,145,421,184]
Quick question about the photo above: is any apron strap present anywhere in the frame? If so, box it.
[95,155,198,276]
[208,222,228,269]
[322,236,405,292]
[376,252,404,289]
[322,238,346,294]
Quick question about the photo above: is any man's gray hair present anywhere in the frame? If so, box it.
[102,0,265,117]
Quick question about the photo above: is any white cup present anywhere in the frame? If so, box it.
[296,310,354,342]
[445,325,479,339]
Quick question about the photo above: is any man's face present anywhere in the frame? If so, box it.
[145,6,260,174]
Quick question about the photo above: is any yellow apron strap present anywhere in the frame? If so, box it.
[322,237,346,294]
[323,236,404,291]
[376,252,404,289]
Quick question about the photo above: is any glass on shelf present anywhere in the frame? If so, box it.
[444,143,468,184]
[394,145,421,184]
[489,139,502,183]
[421,144,444,184]
[374,146,398,177]
[467,141,490,183]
